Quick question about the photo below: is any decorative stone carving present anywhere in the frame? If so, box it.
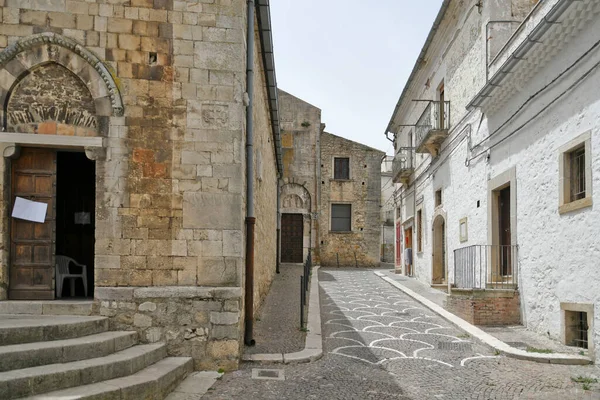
[1,143,20,159]
[0,33,124,117]
[280,183,311,212]
[202,104,229,127]
[282,194,303,209]
[85,146,106,161]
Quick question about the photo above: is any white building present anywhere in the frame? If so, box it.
[386,0,600,362]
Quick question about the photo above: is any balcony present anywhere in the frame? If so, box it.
[392,147,414,184]
[415,101,450,156]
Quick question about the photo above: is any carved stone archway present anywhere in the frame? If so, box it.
[0,34,122,299]
[280,183,312,263]
[0,32,123,121]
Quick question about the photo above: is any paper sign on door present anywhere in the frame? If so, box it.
[11,197,48,223]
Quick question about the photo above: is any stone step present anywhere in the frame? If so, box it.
[22,357,194,400]
[0,343,167,399]
[0,331,138,372]
[0,315,108,346]
[0,301,94,316]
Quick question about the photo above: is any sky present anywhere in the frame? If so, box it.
[269,0,443,155]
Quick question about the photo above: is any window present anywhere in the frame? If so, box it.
[416,209,422,252]
[435,189,442,207]
[569,146,585,201]
[334,157,350,180]
[331,204,351,232]
[559,131,592,214]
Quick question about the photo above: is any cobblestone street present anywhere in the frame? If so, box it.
[204,269,600,399]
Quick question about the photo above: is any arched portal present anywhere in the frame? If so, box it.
[0,33,122,300]
[280,183,311,263]
[432,215,446,284]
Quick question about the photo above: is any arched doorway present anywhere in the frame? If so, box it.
[432,215,446,284]
[280,183,311,263]
[0,33,122,300]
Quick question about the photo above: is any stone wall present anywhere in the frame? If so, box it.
[251,28,278,313]
[278,90,322,262]
[447,289,521,326]
[0,0,279,370]
[319,132,383,267]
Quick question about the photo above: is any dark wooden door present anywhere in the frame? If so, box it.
[281,213,303,263]
[498,186,511,276]
[10,148,56,300]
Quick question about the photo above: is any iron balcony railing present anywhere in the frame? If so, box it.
[392,147,415,183]
[415,101,451,151]
[454,244,519,290]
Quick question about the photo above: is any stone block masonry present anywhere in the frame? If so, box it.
[96,286,242,371]
[0,0,279,370]
[319,132,384,268]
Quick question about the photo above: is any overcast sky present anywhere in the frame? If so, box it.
[270,1,442,155]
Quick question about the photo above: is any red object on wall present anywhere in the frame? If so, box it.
[396,223,402,266]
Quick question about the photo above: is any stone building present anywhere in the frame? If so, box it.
[381,156,395,263]
[0,0,282,372]
[387,0,600,362]
[278,90,384,267]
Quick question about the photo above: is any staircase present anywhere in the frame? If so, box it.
[0,314,193,399]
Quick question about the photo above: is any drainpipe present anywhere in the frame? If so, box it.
[276,177,281,274]
[244,0,256,347]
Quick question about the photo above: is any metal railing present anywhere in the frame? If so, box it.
[392,147,414,183]
[454,244,519,290]
[415,101,450,150]
[300,252,312,329]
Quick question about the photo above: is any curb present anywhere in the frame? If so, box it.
[374,271,593,366]
[242,266,323,364]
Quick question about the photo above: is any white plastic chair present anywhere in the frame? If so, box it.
[56,256,88,298]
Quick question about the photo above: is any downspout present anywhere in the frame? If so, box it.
[276,177,281,274]
[244,0,256,347]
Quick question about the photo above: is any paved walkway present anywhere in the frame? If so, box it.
[204,269,599,399]
[245,263,306,355]
[380,270,586,356]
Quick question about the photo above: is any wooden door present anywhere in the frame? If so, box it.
[281,213,303,263]
[404,227,413,275]
[10,148,56,300]
[395,223,402,266]
[498,186,511,276]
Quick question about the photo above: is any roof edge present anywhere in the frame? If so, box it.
[256,0,283,175]
[383,0,452,139]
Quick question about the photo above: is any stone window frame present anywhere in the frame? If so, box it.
[331,155,351,181]
[459,217,468,243]
[330,203,352,233]
[558,131,592,215]
[487,166,517,248]
[560,302,595,358]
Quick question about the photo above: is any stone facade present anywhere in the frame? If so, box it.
[278,90,322,262]
[278,91,384,267]
[0,0,281,370]
[388,0,600,362]
[319,132,383,268]
[381,156,395,263]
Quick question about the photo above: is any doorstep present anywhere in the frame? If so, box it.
[0,300,94,316]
